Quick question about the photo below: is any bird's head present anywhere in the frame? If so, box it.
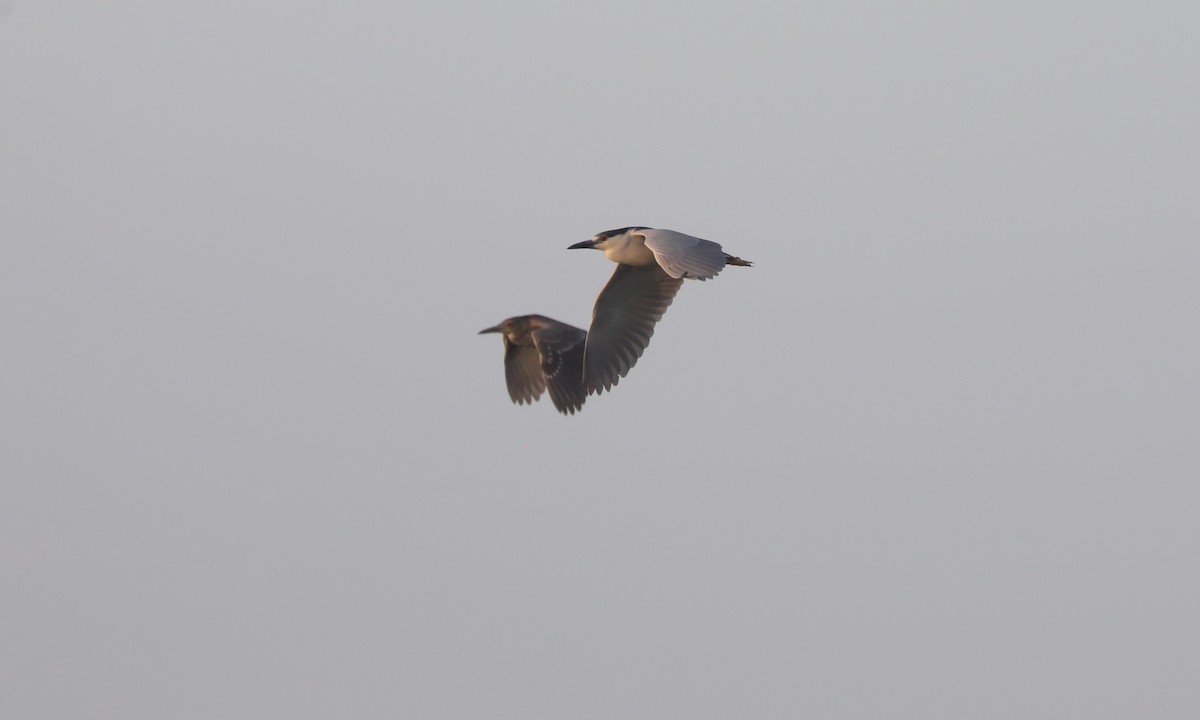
[479,315,542,339]
[478,318,514,336]
[568,226,649,251]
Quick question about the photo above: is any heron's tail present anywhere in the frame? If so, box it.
[725,254,753,267]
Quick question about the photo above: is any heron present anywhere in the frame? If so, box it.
[568,227,752,395]
[478,315,588,415]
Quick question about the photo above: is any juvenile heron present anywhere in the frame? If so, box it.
[478,315,588,415]
[569,227,752,395]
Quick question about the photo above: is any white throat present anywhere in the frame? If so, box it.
[601,232,657,266]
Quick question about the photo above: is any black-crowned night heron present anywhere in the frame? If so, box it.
[568,227,752,395]
[478,315,588,415]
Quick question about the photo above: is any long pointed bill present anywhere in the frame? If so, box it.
[478,325,504,334]
[567,239,597,250]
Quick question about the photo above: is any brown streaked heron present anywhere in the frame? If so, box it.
[568,227,752,395]
[478,315,588,415]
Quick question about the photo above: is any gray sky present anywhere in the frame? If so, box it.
[3,2,1198,718]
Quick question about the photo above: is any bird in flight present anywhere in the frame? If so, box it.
[568,227,752,395]
[478,315,588,415]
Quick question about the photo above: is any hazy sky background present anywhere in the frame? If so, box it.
[3,2,1198,718]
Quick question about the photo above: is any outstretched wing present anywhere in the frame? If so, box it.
[503,337,546,405]
[639,228,728,280]
[583,263,684,395]
[532,322,588,415]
